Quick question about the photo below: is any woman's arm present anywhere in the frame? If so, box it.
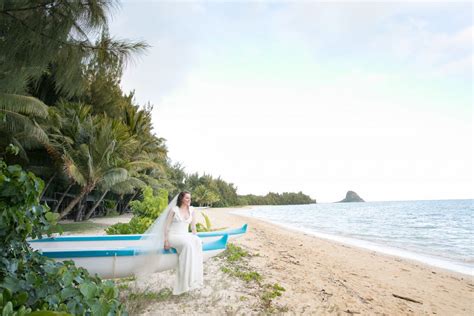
[190,208,197,234]
[163,209,175,249]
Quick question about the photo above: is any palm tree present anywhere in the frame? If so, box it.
[1,0,147,97]
[0,94,49,159]
[59,114,131,219]
[1,0,147,163]
[193,185,220,207]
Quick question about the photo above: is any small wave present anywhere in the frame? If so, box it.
[407,225,437,229]
[234,200,474,276]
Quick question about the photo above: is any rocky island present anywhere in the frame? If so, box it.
[338,190,365,202]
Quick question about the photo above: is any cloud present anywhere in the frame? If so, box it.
[112,2,472,106]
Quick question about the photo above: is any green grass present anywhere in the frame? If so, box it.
[220,243,287,312]
[53,221,108,234]
[223,243,249,262]
[261,283,286,307]
[220,266,262,283]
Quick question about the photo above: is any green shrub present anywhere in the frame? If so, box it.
[129,187,168,219]
[261,283,286,307]
[106,216,153,235]
[106,188,215,235]
[106,187,167,235]
[191,212,215,232]
[0,161,126,315]
[0,164,58,252]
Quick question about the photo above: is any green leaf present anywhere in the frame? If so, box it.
[28,312,72,316]
[1,277,20,293]
[79,282,97,300]
[45,212,59,223]
[61,271,74,287]
[60,287,77,300]
[2,301,13,316]
[15,292,28,306]
[91,300,110,316]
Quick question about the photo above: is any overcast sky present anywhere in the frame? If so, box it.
[110,1,472,202]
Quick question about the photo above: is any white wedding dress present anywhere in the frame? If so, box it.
[168,206,203,295]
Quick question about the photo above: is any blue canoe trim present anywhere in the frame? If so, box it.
[198,224,247,237]
[30,224,247,243]
[40,234,228,259]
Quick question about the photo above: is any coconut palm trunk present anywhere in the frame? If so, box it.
[84,189,109,220]
[75,196,87,222]
[53,183,73,213]
[39,172,57,200]
[60,183,95,219]
[120,190,138,214]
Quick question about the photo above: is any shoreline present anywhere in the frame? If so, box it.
[230,209,473,276]
[204,207,473,315]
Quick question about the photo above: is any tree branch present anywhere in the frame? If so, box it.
[1,10,97,50]
[0,1,57,14]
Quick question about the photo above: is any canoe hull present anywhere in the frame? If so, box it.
[40,235,229,279]
[29,224,247,251]
[54,248,224,279]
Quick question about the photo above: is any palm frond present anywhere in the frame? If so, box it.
[100,167,128,188]
[108,181,135,195]
[63,155,87,186]
[109,177,146,195]
[125,159,161,171]
[0,93,48,118]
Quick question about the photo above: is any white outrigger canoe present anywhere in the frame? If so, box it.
[37,235,228,279]
[29,224,247,250]
[29,225,247,279]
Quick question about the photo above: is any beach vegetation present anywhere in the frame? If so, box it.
[202,212,212,231]
[239,191,316,205]
[192,185,220,207]
[220,243,288,311]
[224,243,250,262]
[0,0,171,222]
[0,161,126,315]
[194,212,215,232]
[180,172,316,208]
[221,267,263,283]
[106,186,168,234]
[261,283,286,307]
[220,244,260,283]
[183,173,239,207]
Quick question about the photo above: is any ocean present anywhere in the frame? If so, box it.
[234,199,473,275]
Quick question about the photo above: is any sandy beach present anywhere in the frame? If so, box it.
[85,207,473,315]
[204,207,473,315]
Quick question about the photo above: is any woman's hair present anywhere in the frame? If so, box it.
[176,191,191,207]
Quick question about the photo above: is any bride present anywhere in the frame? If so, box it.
[152,191,203,295]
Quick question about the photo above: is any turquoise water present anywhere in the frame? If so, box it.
[236,199,473,275]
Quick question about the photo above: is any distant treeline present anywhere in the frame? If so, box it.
[239,192,316,205]
[170,170,316,207]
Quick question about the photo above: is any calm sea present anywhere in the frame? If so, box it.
[234,199,473,275]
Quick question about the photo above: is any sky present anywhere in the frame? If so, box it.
[110,1,473,202]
